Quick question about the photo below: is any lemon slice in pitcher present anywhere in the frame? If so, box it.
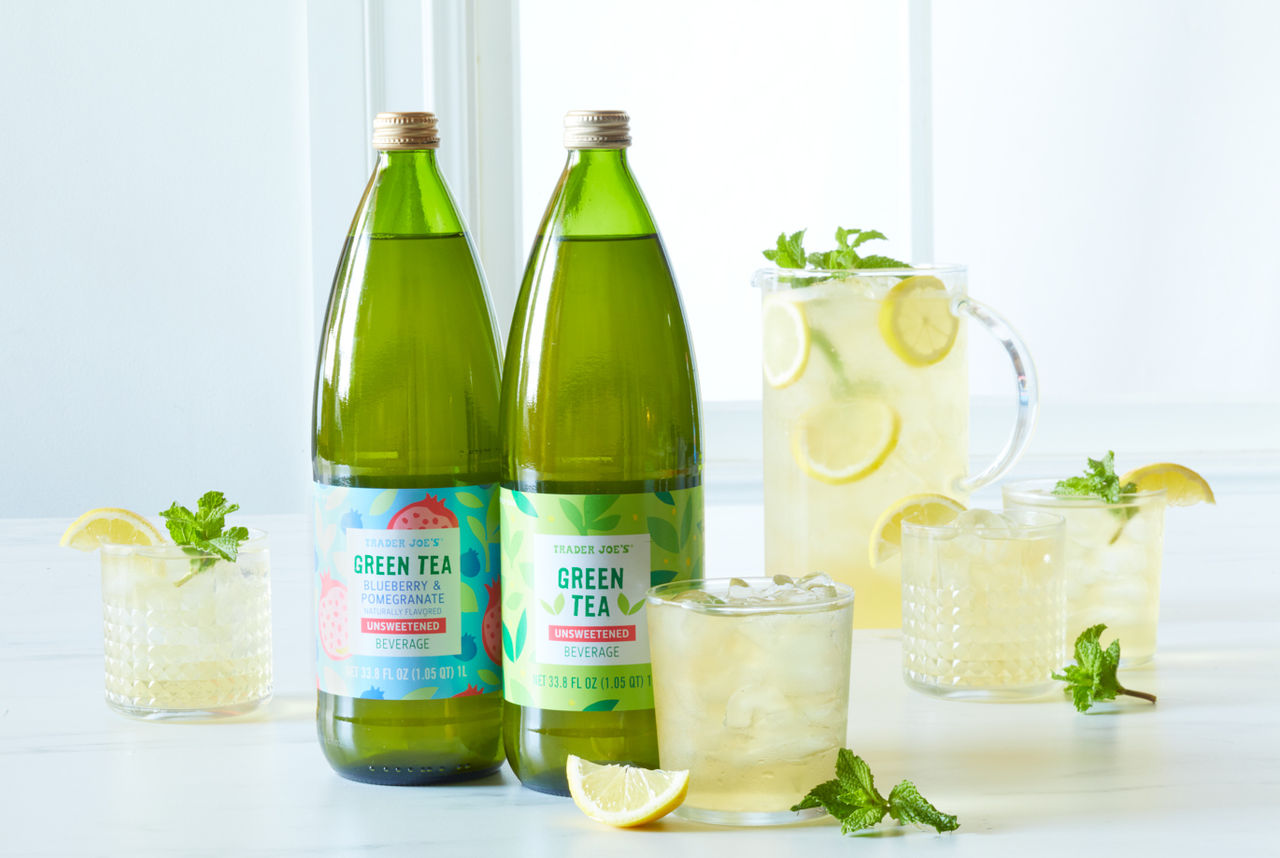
[878,275,958,366]
[566,755,689,828]
[761,296,810,388]
[792,396,900,484]
[59,508,164,551]
[868,493,966,566]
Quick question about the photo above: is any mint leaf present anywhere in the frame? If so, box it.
[158,492,250,583]
[1053,624,1156,712]
[792,750,956,837]
[1054,451,1137,504]
[888,781,960,832]
[766,226,909,274]
[762,230,807,269]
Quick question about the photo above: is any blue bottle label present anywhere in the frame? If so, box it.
[313,484,501,700]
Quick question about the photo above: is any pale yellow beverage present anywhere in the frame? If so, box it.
[1003,482,1166,665]
[100,530,272,718]
[647,576,854,826]
[901,510,1065,700]
[759,271,968,628]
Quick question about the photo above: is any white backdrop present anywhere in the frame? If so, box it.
[3,0,1277,518]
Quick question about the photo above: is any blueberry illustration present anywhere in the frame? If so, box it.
[363,686,385,699]
[455,634,477,662]
[461,548,481,578]
[340,510,363,530]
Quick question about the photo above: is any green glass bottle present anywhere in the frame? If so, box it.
[312,112,504,785]
[499,110,704,795]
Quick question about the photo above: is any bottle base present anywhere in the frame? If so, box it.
[325,756,504,786]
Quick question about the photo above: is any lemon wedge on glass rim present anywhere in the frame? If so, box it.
[868,493,966,567]
[791,396,900,485]
[566,755,689,828]
[761,295,810,388]
[878,275,958,366]
[1120,463,1216,506]
[59,508,164,551]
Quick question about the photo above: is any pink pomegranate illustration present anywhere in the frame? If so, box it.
[388,495,458,530]
[482,579,501,665]
[457,684,484,697]
[318,571,350,660]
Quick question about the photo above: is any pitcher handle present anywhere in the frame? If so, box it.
[951,296,1038,494]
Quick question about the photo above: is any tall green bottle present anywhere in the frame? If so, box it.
[500,110,704,795]
[312,112,504,785]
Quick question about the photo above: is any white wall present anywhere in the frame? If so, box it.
[932,0,1280,406]
[0,1,316,518]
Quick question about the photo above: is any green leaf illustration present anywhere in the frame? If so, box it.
[505,528,524,560]
[520,561,533,587]
[560,499,587,534]
[617,592,632,615]
[554,593,565,614]
[401,686,437,700]
[655,491,675,506]
[457,492,484,508]
[461,581,478,613]
[591,514,621,533]
[369,489,397,517]
[477,669,500,686]
[585,494,619,525]
[651,569,678,586]
[502,622,515,662]
[583,699,619,712]
[467,515,487,547]
[626,597,645,615]
[540,599,557,614]
[648,516,679,554]
[514,611,527,658]
[511,490,538,517]
[680,497,694,546]
[504,589,524,611]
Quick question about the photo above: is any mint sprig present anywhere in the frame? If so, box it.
[763,226,908,272]
[1053,451,1137,504]
[1053,624,1157,712]
[793,749,958,836]
[159,491,250,583]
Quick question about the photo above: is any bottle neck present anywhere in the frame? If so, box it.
[357,149,465,237]
[543,148,658,239]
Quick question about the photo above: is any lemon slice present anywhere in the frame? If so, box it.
[761,296,810,388]
[791,397,900,484]
[869,493,966,566]
[1120,463,1216,506]
[878,275,958,366]
[566,755,689,828]
[59,508,165,551]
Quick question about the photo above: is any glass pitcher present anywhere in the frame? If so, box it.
[753,265,1036,628]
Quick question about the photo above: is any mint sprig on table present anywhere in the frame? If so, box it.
[1053,624,1157,713]
[793,748,958,835]
[762,227,909,271]
[159,491,250,583]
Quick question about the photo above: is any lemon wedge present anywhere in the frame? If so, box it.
[791,397,900,484]
[59,508,164,551]
[566,755,689,828]
[1120,463,1216,506]
[878,275,958,366]
[761,296,810,388]
[869,493,966,566]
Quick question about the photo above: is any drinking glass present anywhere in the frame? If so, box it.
[100,529,273,719]
[755,265,1036,628]
[647,575,854,825]
[1003,481,1166,666]
[901,510,1065,701]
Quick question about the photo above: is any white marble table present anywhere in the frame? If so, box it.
[3,495,1277,857]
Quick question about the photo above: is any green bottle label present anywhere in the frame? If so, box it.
[500,487,703,712]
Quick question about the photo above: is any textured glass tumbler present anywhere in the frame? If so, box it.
[901,511,1064,701]
[100,530,273,719]
[647,577,854,825]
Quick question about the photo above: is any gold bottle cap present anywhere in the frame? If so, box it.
[372,112,439,150]
[563,110,631,149]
